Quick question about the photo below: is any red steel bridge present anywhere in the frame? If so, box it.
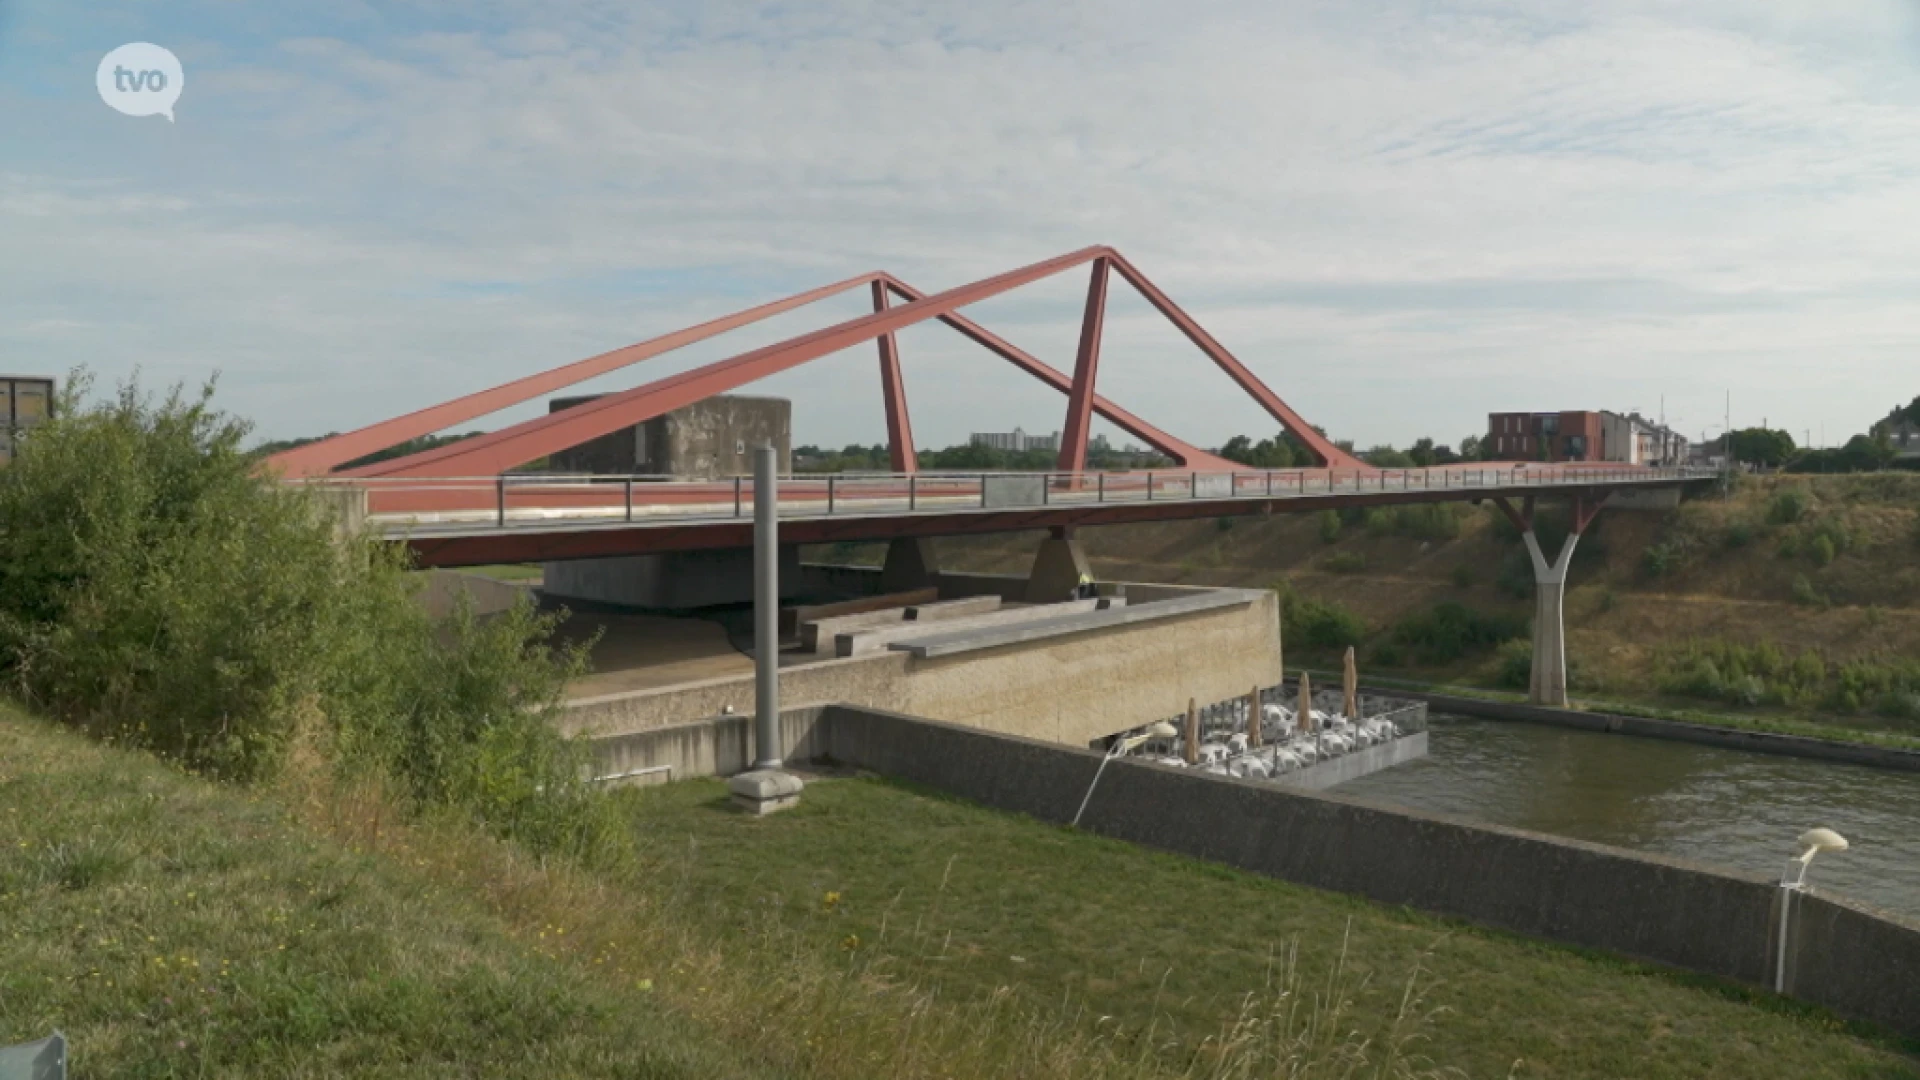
[268,245,1713,569]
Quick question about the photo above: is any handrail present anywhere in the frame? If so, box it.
[346,464,1719,532]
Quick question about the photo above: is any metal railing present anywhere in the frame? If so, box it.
[308,464,1717,532]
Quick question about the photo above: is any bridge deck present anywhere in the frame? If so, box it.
[325,465,1713,567]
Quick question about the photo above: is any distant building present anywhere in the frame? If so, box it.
[1598,411,1688,466]
[1688,434,1728,468]
[1485,411,1606,462]
[969,427,1059,453]
[547,393,790,479]
[0,374,54,466]
[1872,405,1920,461]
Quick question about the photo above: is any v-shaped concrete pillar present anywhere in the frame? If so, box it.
[1520,529,1579,707]
[1494,494,1605,708]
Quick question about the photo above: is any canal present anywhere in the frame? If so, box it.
[1336,715,1920,921]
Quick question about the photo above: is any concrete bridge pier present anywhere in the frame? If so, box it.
[1493,494,1604,708]
[1026,526,1092,603]
[879,537,940,592]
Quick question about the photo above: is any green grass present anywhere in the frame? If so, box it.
[621,777,1919,1079]
[0,706,766,1078]
[7,705,1918,1079]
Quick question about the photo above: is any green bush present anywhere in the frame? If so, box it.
[1723,520,1754,549]
[1641,544,1675,578]
[1449,565,1475,589]
[1810,533,1837,567]
[1790,573,1823,607]
[1277,586,1367,650]
[1389,602,1527,664]
[1767,486,1810,524]
[1653,638,1920,716]
[1317,509,1342,544]
[1319,551,1368,574]
[0,376,621,862]
[1495,640,1533,689]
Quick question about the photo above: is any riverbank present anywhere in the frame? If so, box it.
[1304,669,1920,760]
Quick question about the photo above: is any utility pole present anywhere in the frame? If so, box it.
[726,443,803,815]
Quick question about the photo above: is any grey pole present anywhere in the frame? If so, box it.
[752,445,782,769]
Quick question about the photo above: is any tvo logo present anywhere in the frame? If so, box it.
[97,43,184,121]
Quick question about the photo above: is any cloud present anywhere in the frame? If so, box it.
[1,0,1916,452]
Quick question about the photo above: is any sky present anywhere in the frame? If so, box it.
[2,0,1917,455]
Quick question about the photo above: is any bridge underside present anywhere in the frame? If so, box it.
[399,481,1694,568]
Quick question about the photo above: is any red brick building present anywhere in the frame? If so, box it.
[1486,411,1607,462]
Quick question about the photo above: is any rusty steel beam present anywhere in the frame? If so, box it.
[268,272,883,478]
[876,277,1233,470]
[362,246,1116,478]
[1103,251,1362,469]
[1056,257,1110,473]
[872,281,917,474]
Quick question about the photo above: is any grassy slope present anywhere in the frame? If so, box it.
[0,706,774,1079]
[921,474,1920,740]
[8,707,1917,1079]
[625,776,1919,1080]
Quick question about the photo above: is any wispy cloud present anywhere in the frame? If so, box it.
[1,0,1916,450]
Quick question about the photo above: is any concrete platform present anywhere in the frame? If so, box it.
[1271,732,1429,791]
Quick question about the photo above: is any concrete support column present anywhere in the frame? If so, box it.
[1025,527,1091,604]
[879,536,940,593]
[1521,530,1579,708]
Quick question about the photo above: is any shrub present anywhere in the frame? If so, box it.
[1495,640,1533,689]
[1653,638,1920,716]
[1361,508,1392,537]
[1215,516,1235,533]
[1495,551,1533,599]
[1369,642,1405,667]
[1317,510,1342,544]
[1319,551,1368,574]
[1277,587,1367,650]
[1389,602,1527,664]
[1449,565,1474,589]
[1790,574,1823,607]
[0,375,620,861]
[1723,520,1754,549]
[1767,486,1810,524]
[1810,533,1837,567]
[1640,544,1674,579]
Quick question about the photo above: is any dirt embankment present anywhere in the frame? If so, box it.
[906,474,1920,700]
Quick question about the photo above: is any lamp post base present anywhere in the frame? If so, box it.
[728,769,804,816]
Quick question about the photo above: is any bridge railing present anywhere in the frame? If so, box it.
[312,464,1718,530]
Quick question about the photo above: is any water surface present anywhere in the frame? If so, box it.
[1337,716,1920,921]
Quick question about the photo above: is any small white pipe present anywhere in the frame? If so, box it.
[594,764,674,784]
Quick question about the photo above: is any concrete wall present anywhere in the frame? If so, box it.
[547,394,791,478]
[808,706,1920,1040]
[418,569,535,619]
[543,544,803,610]
[563,588,1284,748]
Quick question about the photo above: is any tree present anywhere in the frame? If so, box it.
[1219,435,1255,465]
[1903,395,1920,427]
[1364,445,1415,468]
[1838,431,1897,472]
[1727,427,1796,468]
[1458,434,1486,461]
